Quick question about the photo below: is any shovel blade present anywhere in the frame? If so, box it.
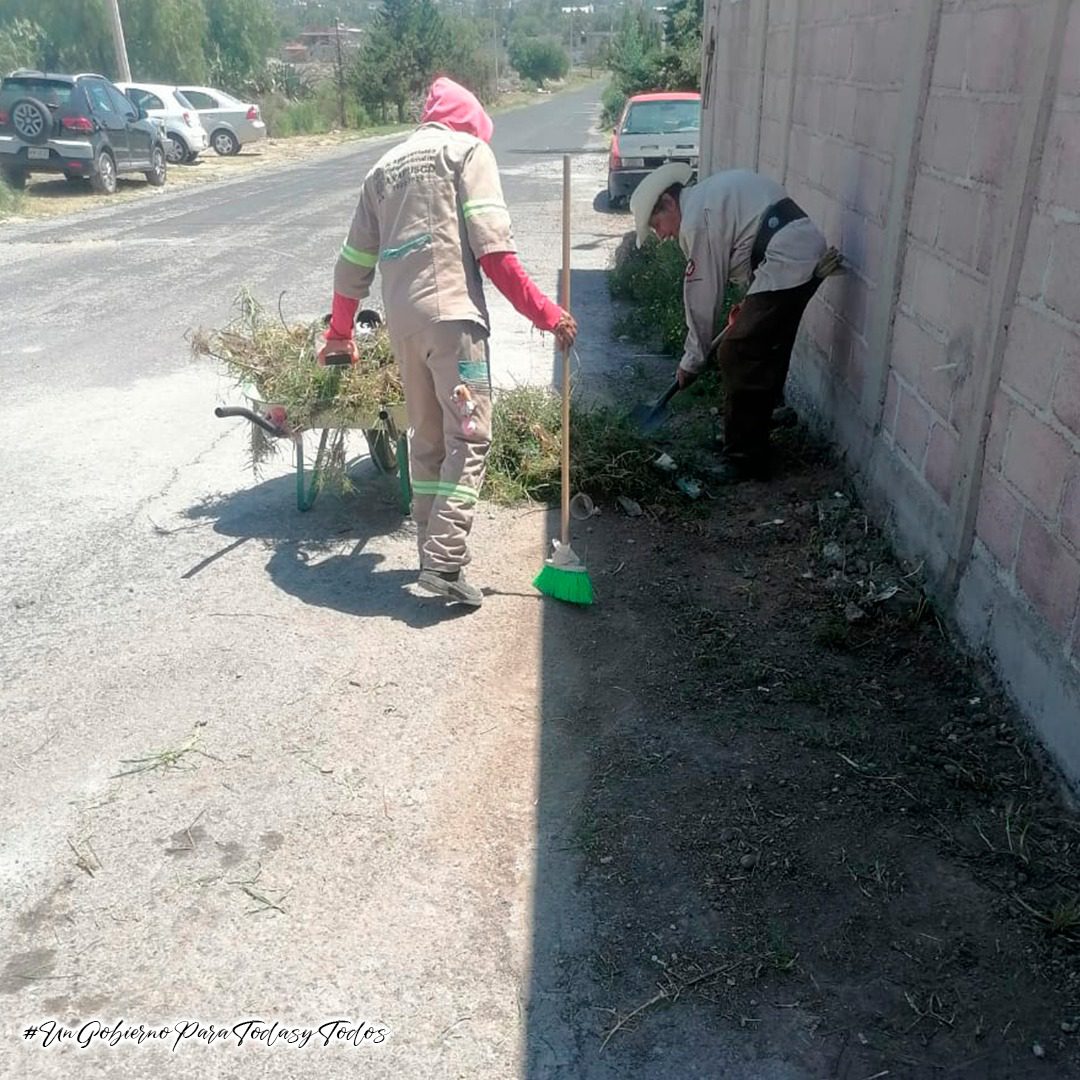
[630,401,668,433]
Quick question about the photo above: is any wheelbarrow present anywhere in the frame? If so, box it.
[214,390,412,514]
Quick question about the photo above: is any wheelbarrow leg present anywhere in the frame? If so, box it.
[296,429,332,512]
[397,434,412,516]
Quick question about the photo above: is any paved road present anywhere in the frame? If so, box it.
[0,82,659,1080]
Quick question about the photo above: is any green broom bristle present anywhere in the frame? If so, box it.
[533,564,595,605]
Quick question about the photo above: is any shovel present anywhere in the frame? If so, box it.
[630,326,727,435]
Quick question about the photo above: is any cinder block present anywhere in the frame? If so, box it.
[818,83,839,136]
[835,84,858,138]
[1061,5,1080,96]
[1002,302,1071,411]
[1017,209,1055,301]
[967,6,1024,94]
[933,11,971,92]
[1003,406,1073,518]
[851,19,877,83]
[1045,222,1080,319]
[1052,337,1080,439]
[976,193,1000,278]
[837,273,871,337]
[908,172,943,246]
[925,422,960,504]
[854,87,899,152]
[971,101,1021,188]
[911,251,955,334]
[839,207,870,272]
[1016,512,1080,636]
[924,93,976,178]
[937,181,980,266]
[873,15,908,86]
[894,382,933,465]
[833,22,855,81]
[882,370,901,433]
[976,469,1023,570]
[986,393,1013,472]
[892,310,946,407]
[1039,106,1080,213]
[1063,477,1080,553]
[846,338,870,400]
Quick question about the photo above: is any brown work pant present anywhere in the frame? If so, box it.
[715,276,821,469]
[392,320,493,572]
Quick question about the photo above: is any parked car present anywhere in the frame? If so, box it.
[175,86,266,156]
[0,70,167,193]
[607,91,701,208]
[117,81,208,164]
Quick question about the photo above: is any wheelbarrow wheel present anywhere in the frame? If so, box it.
[364,427,398,474]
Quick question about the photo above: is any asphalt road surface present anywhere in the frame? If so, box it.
[0,82,636,1080]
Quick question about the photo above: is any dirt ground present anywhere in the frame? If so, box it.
[556,406,1080,1077]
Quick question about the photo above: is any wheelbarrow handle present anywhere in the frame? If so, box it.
[214,405,289,439]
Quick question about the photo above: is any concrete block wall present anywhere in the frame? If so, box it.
[699,0,1080,782]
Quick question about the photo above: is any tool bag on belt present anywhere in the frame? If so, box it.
[749,197,808,277]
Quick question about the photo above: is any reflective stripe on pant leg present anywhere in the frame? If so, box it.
[421,322,492,571]
[392,327,442,562]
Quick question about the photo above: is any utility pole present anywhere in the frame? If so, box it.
[492,3,499,98]
[334,20,346,129]
[104,0,131,82]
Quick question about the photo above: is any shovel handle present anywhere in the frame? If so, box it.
[656,379,680,409]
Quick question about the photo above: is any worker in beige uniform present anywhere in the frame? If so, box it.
[322,78,577,607]
[631,163,841,482]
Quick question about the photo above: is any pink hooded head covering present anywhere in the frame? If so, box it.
[420,77,494,144]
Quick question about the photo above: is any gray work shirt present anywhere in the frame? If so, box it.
[678,169,826,373]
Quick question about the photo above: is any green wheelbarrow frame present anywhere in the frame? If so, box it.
[215,396,412,515]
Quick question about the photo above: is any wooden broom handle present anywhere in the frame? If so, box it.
[561,154,571,547]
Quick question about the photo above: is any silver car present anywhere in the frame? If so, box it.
[176,86,267,156]
[117,82,209,164]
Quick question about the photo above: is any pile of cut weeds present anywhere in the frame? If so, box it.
[560,427,1080,1077]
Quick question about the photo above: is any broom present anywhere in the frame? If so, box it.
[533,154,595,606]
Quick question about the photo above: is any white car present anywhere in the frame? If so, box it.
[118,82,209,164]
[176,86,267,156]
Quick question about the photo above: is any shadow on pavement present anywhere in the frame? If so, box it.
[182,460,474,628]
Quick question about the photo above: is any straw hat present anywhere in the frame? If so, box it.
[630,161,694,247]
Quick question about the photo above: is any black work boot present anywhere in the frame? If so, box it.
[708,452,772,485]
[417,568,484,607]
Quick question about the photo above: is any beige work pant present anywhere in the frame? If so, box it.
[392,320,493,571]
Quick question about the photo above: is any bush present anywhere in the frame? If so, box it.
[609,234,741,358]
[258,81,370,137]
[609,236,689,356]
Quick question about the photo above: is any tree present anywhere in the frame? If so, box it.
[351,0,454,123]
[122,0,209,83]
[204,0,277,92]
[5,0,113,75]
[508,37,568,88]
[0,19,46,75]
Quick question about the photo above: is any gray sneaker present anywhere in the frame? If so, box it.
[417,568,484,607]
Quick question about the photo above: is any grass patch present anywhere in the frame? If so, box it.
[486,384,704,508]
[0,175,24,220]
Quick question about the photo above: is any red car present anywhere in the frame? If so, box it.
[607,91,701,207]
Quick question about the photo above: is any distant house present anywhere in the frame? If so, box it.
[281,26,364,64]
